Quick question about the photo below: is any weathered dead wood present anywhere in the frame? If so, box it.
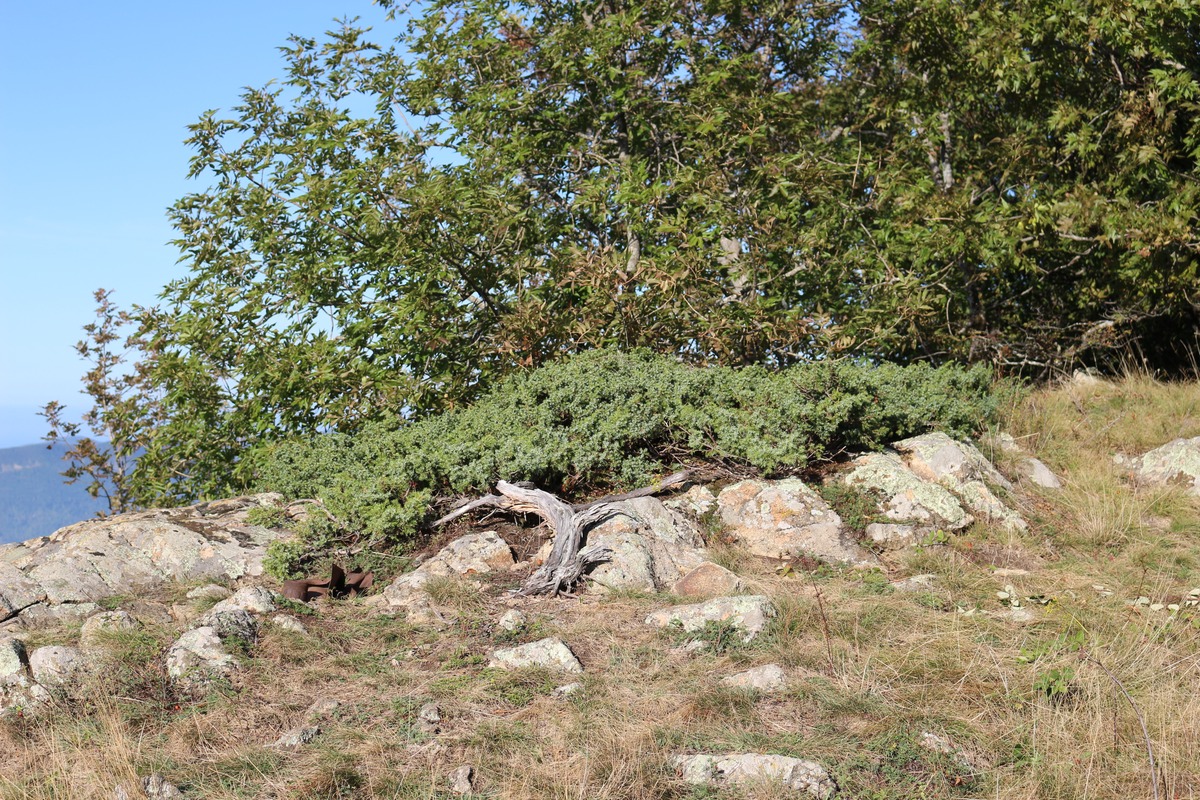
[428,475,703,596]
[571,469,693,510]
[492,481,638,597]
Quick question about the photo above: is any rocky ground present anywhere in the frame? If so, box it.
[1,373,1198,799]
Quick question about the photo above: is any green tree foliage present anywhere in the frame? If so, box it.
[49,0,1199,509]
[253,349,998,574]
[829,0,1200,369]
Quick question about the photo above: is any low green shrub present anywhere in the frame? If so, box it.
[252,349,1000,576]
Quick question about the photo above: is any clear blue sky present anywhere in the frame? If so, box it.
[0,1,392,448]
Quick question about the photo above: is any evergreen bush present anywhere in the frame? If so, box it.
[253,350,1000,576]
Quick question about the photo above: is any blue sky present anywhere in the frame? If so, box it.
[0,1,392,447]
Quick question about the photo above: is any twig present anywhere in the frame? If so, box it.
[1082,652,1159,800]
[808,571,837,678]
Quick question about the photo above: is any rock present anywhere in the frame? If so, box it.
[0,497,292,626]
[273,725,321,749]
[674,753,835,798]
[892,433,1027,531]
[186,584,233,601]
[664,485,718,517]
[645,595,776,642]
[1130,437,1200,495]
[305,696,342,720]
[843,453,972,530]
[420,531,515,577]
[891,574,937,592]
[201,609,260,643]
[673,562,744,598]
[17,602,101,628]
[0,636,46,716]
[141,774,183,799]
[29,645,88,688]
[271,614,308,634]
[165,627,234,682]
[0,562,45,622]
[1018,457,1062,489]
[585,497,707,592]
[863,523,919,550]
[381,532,515,622]
[489,638,584,673]
[207,586,279,616]
[553,682,583,698]
[497,609,527,632]
[80,610,139,649]
[717,479,869,564]
[380,571,449,627]
[449,764,475,795]
[670,640,710,657]
[419,702,442,732]
[721,664,787,693]
[0,636,27,678]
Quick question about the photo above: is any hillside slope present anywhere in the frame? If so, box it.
[0,374,1197,799]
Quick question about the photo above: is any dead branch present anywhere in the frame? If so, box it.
[493,480,636,596]
[572,469,694,510]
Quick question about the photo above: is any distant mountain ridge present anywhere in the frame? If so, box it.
[0,442,107,545]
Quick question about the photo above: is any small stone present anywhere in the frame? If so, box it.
[720,664,787,693]
[672,562,744,598]
[273,725,321,749]
[1168,604,1181,612]
[497,609,527,632]
[891,574,936,592]
[141,774,183,799]
[864,523,919,549]
[271,614,308,634]
[489,638,583,673]
[449,764,475,795]
[165,627,234,682]
[996,606,1035,624]
[305,697,342,720]
[201,608,259,643]
[1149,603,1166,612]
[1019,457,1062,489]
[993,568,1030,578]
[673,753,835,799]
[663,485,718,517]
[553,682,583,698]
[645,595,776,642]
[418,702,442,732]
[80,611,139,649]
[207,586,279,616]
[670,640,710,656]
[186,584,233,602]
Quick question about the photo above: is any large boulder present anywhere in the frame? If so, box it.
[674,753,835,798]
[892,433,1027,531]
[0,494,292,626]
[1129,437,1200,495]
[584,497,707,592]
[717,479,869,564]
[645,595,776,642]
[843,453,972,531]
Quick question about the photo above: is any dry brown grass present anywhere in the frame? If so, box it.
[2,373,1198,798]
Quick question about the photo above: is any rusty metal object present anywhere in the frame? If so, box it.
[282,564,374,602]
